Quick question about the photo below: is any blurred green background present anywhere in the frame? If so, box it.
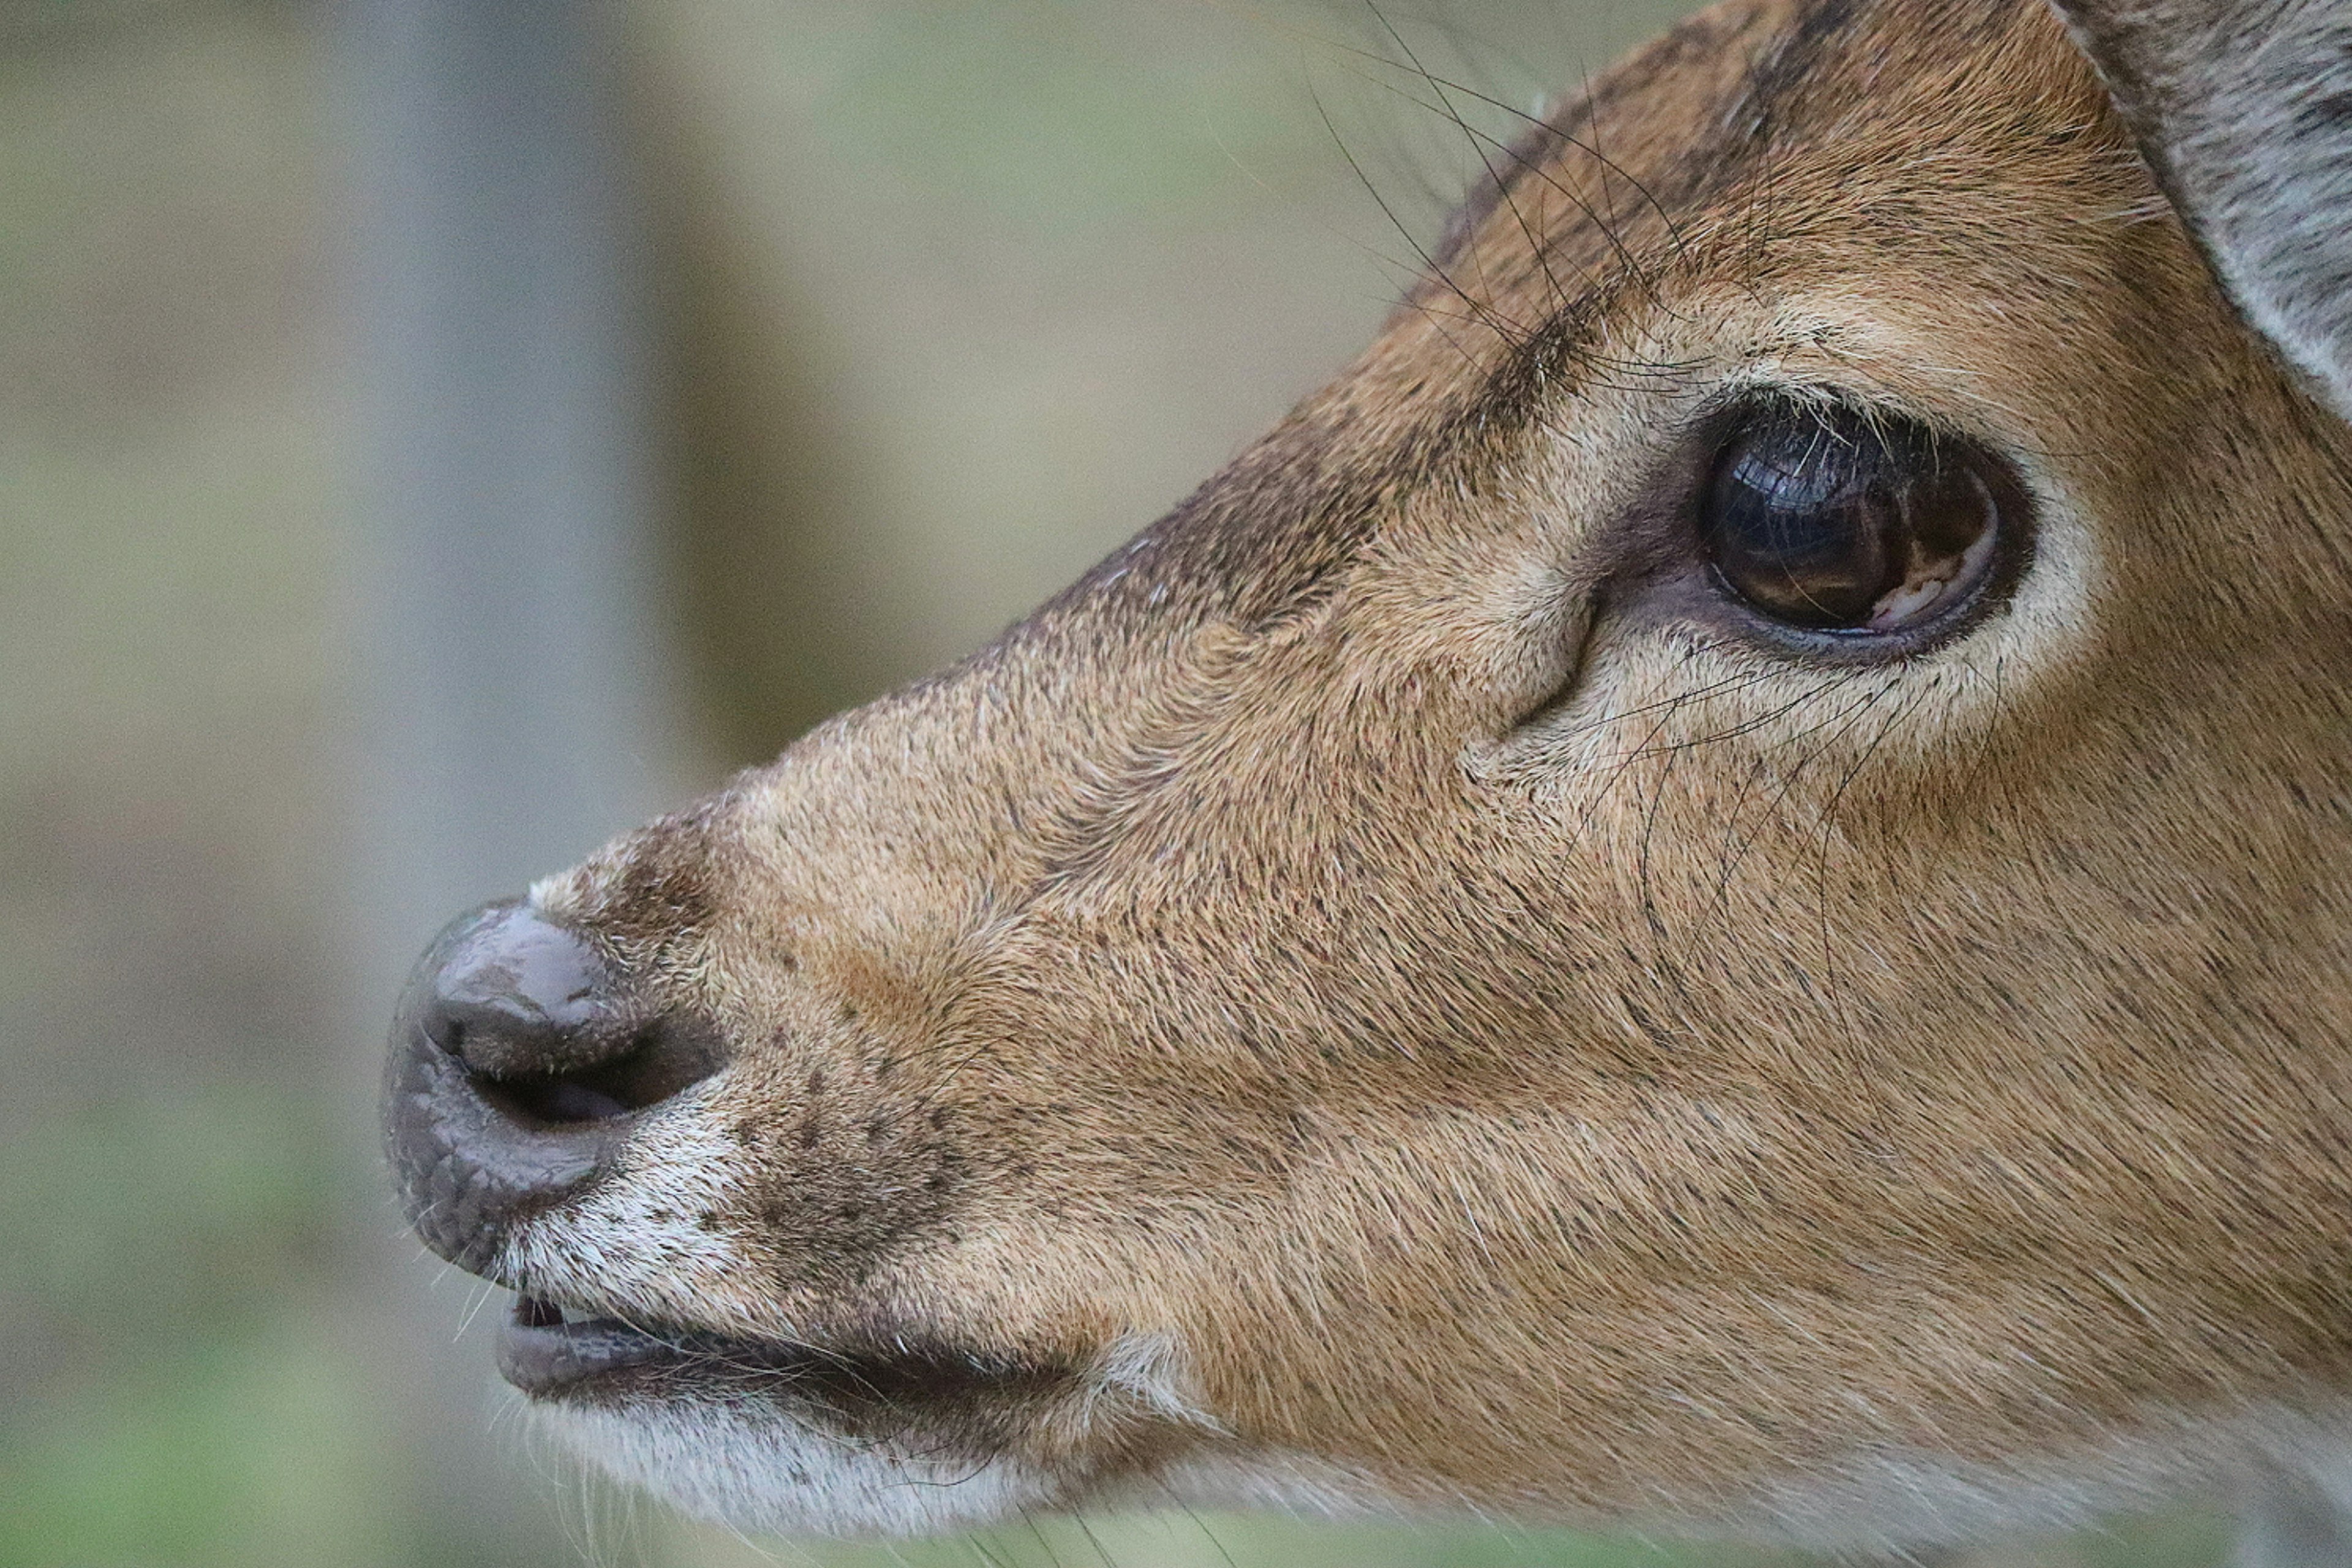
[0,1,2233,1565]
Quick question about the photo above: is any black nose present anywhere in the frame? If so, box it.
[382,901,725,1276]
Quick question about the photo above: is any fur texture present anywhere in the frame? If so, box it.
[2046,0,2352,422]
[404,0,2352,1554]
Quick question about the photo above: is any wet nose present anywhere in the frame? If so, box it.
[419,903,650,1117]
[382,901,725,1275]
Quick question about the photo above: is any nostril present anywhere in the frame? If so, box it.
[472,1067,633,1126]
[386,898,741,1277]
[409,902,726,1131]
[466,1020,723,1127]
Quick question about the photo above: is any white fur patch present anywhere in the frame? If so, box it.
[1155,1407,2352,1559]
[1662,1405,2352,1556]
[499,1080,772,1332]
[543,1398,1055,1537]
[1085,1330,1226,1433]
[1153,1447,1428,1521]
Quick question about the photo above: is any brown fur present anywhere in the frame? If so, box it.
[487,0,2352,1545]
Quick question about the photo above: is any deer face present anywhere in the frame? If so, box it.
[383,0,2352,1553]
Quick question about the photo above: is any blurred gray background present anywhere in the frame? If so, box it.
[0,1,2234,1564]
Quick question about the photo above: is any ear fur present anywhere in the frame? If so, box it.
[2046,0,2352,423]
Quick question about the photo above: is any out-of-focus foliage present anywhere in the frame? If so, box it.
[0,2,2236,1565]
[0,1096,391,1568]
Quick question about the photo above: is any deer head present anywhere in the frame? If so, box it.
[382,0,2352,1555]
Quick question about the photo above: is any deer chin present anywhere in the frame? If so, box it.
[494,1290,1235,1536]
[496,1295,1071,1536]
[539,1392,1064,1537]
[515,1304,1433,1540]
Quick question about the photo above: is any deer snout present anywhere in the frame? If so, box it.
[382,900,725,1275]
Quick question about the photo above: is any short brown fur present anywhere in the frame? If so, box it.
[447,0,2352,1548]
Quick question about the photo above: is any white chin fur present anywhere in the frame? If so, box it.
[538,1385,2352,1554]
[539,1398,1056,1537]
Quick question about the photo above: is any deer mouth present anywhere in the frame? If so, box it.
[496,1295,698,1395]
[497,1294,1065,1424]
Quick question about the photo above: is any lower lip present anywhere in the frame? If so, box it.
[497,1295,1066,1414]
[496,1297,698,1395]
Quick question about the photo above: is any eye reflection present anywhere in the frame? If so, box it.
[1701,404,2004,633]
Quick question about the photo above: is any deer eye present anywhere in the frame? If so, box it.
[1700,405,2006,634]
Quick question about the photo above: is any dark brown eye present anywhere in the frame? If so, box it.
[1701,404,2005,633]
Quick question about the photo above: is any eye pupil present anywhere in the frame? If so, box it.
[1702,406,2003,633]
